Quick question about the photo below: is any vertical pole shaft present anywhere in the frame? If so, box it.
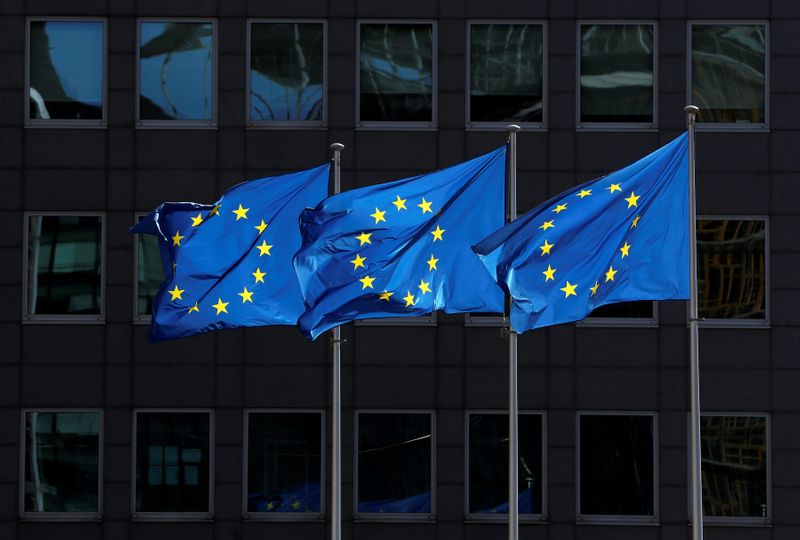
[329,142,344,540]
[683,106,703,540]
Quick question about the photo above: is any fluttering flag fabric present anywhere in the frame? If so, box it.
[130,164,330,341]
[294,147,507,340]
[473,133,690,333]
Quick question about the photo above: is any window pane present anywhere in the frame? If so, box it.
[587,300,653,319]
[139,22,214,121]
[469,24,543,123]
[359,24,433,123]
[468,413,543,514]
[702,416,768,518]
[580,24,654,123]
[135,412,210,513]
[24,411,100,512]
[357,413,432,513]
[247,412,322,513]
[27,215,102,316]
[249,23,324,122]
[692,25,766,124]
[697,219,766,320]
[580,415,654,516]
[137,233,165,316]
[29,21,104,120]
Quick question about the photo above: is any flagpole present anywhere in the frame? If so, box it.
[506,124,521,540]
[684,105,703,540]
[329,142,345,540]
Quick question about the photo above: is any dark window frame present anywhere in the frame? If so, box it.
[577,301,659,328]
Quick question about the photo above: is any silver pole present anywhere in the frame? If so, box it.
[329,142,345,540]
[684,105,703,540]
[506,124,521,540]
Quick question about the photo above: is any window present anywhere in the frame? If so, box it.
[467,22,546,128]
[697,218,768,325]
[26,18,105,126]
[245,411,324,519]
[21,410,102,519]
[134,411,212,517]
[247,20,326,126]
[466,412,545,519]
[578,22,656,128]
[577,413,657,522]
[355,411,434,519]
[689,22,768,128]
[23,214,104,322]
[137,20,216,126]
[357,21,436,128]
[134,214,166,321]
[580,301,657,327]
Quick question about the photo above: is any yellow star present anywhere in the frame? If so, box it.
[191,213,203,227]
[379,290,394,301]
[171,230,184,246]
[426,254,439,271]
[543,264,556,282]
[257,240,273,256]
[292,500,301,510]
[355,232,372,246]
[370,207,386,224]
[233,203,250,220]
[238,287,254,303]
[418,198,433,214]
[552,203,568,214]
[620,241,631,258]
[188,302,199,314]
[212,298,229,315]
[266,502,274,511]
[607,183,622,194]
[539,240,553,256]
[625,191,640,209]
[539,220,555,231]
[576,189,592,198]
[590,281,600,296]
[631,215,641,229]
[209,205,220,216]
[392,195,407,211]
[605,265,617,282]
[359,275,375,289]
[252,267,266,283]
[351,253,366,270]
[431,224,445,241]
[255,219,268,234]
[403,291,416,307]
[168,285,184,301]
[560,281,578,298]
[418,279,431,295]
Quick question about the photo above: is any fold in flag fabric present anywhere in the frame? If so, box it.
[294,147,507,340]
[130,164,330,341]
[473,133,690,333]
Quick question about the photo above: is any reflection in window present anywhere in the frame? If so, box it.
[701,416,768,519]
[468,413,543,515]
[587,301,654,319]
[26,215,102,317]
[137,233,165,316]
[24,411,100,513]
[359,23,434,123]
[247,412,322,514]
[580,24,654,124]
[469,24,544,124]
[691,24,766,124]
[28,21,104,121]
[697,219,766,321]
[249,22,324,123]
[579,414,655,517]
[357,412,432,514]
[135,412,210,513]
[139,22,214,121]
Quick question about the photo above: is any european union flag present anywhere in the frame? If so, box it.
[130,164,329,341]
[473,134,689,333]
[294,147,506,340]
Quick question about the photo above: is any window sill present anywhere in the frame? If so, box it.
[353,513,436,523]
[19,514,102,522]
[22,317,106,325]
[577,318,658,328]
[242,513,325,522]
[245,123,328,130]
[354,316,436,327]
[464,514,547,524]
[575,124,658,132]
[464,315,506,327]
[355,124,437,132]
[135,122,217,130]
[576,517,658,526]
[25,121,107,129]
[466,124,547,132]
[131,513,214,522]
[691,519,772,527]
[695,320,770,329]
[694,124,769,132]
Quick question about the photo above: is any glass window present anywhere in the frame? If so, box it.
[246,412,322,515]
[135,412,211,514]
[579,414,655,518]
[356,412,433,515]
[468,23,544,125]
[28,20,104,122]
[697,219,767,322]
[691,24,767,125]
[23,411,101,514]
[586,301,654,320]
[249,22,325,124]
[138,21,215,123]
[701,415,768,520]
[467,413,543,516]
[136,230,165,318]
[579,23,655,125]
[25,215,103,319]
[358,22,434,125]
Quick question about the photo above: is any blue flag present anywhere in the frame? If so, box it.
[473,133,689,333]
[130,164,330,341]
[294,147,506,340]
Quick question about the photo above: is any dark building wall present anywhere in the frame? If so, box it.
[1,1,799,540]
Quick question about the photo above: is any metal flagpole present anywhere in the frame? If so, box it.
[684,105,703,540]
[506,124,521,540]
[329,142,345,540]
